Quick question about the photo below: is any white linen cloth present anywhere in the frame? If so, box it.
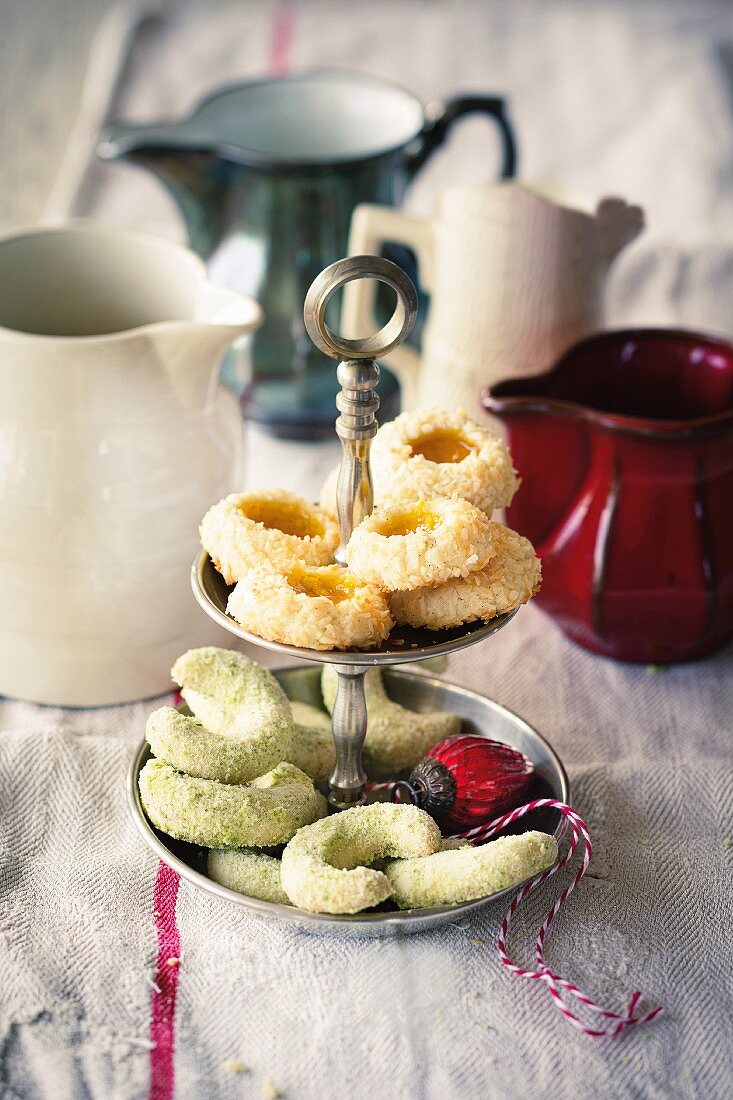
[3,0,733,1097]
[2,615,732,1099]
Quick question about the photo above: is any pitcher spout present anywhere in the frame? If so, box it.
[97,123,227,257]
[98,121,200,159]
[595,197,644,262]
[483,375,591,553]
[197,281,263,330]
[154,281,262,412]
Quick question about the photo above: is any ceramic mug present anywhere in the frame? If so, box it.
[344,183,644,415]
[98,69,517,437]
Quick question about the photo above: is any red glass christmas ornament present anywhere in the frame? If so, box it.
[393,734,535,830]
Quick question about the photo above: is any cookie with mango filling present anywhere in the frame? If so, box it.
[227,564,393,650]
[371,408,520,514]
[343,496,494,592]
[389,522,541,630]
[201,489,339,583]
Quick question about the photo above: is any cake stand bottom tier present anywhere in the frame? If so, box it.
[128,666,569,937]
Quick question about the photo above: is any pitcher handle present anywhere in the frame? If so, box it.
[407,95,517,180]
[342,205,434,411]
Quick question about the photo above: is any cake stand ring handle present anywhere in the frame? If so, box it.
[304,255,418,362]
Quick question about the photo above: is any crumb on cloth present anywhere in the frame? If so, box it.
[224,1058,248,1075]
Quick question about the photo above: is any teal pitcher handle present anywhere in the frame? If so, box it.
[407,95,517,179]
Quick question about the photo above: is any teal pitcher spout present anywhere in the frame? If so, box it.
[97,123,230,257]
[96,72,519,437]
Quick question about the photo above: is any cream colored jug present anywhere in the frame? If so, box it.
[343,182,644,414]
[0,225,261,705]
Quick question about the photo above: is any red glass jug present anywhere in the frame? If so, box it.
[484,330,733,663]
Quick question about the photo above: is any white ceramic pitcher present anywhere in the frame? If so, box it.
[0,225,261,705]
[343,182,644,414]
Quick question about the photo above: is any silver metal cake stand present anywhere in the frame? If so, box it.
[193,255,521,812]
[132,255,568,933]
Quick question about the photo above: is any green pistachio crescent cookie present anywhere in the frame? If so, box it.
[281,802,441,915]
[321,666,461,777]
[147,647,295,784]
[207,849,291,906]
[289,701,331,732]
[384,831,558,909]
[287,702,336,785]
[139,759,327,848]
[146,707,293,787]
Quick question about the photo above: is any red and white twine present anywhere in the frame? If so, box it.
[450,799,664,1037]
[366,786,664,1038]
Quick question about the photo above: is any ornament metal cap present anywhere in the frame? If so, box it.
[393,757,457,819]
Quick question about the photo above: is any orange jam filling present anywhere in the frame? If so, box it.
[242,498,325,538]
[288,565,358,604]
[408,428,475,464]
[377,502,442,537]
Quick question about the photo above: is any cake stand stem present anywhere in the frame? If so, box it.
[303,256,419,811]
[328,665,369,810]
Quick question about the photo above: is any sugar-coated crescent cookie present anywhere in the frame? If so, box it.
[290,701,331,732]
[146,706,293,786]
[287,702,336,786]
[281,803,441,914]
[384,831,558,909]
[321,666,461,778]
[389,523,541,630]
[370,408,520,514]
[173,648,292,740]
[139,759,327,848]
[207,848,291,906]
[201,489,339,583]
[343,497,493,592]
[146,648,294,784]
[227,564,393,650]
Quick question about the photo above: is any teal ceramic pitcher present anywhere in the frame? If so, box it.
[97,69,516,438]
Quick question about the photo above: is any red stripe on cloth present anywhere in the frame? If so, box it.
[149,861,181,1100]
[269,2,295,76]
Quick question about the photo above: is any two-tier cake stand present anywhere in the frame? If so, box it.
[129,256,567,934]
[196,255,519,810]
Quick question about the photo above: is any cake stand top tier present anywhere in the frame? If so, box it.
[193,253,517,668]
[193,550,517,667]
